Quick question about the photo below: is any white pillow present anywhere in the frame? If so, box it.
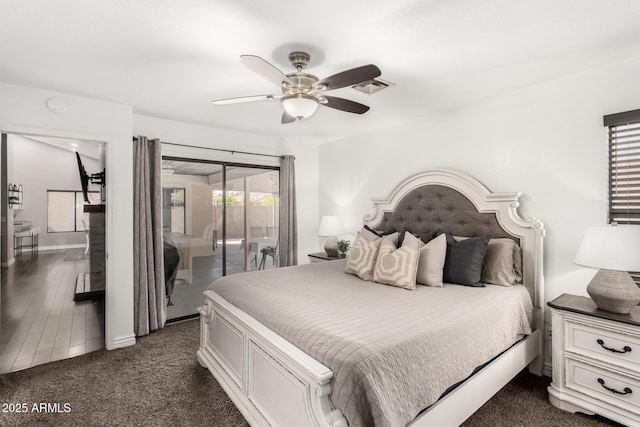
[373,232,421,290]
[416,233,447,287]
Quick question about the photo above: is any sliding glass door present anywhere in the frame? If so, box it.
[221,166,280,275]
[161,158,279,321]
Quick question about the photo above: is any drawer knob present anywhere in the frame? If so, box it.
[598,378,632,395]
[597,339,632,354]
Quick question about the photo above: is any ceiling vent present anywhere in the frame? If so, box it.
[351,78,394,95]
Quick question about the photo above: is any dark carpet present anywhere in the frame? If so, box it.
[0,319,623,427]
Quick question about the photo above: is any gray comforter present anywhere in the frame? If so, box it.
[209,259,532,427]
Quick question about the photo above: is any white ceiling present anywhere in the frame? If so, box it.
[2,0,640,141]
[24,136,103,160]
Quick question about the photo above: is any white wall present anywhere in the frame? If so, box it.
[8,134,100,249]
[0,86,319,353]
[318,56,640,367]
[134,115,320,264]
[0,82,134,351]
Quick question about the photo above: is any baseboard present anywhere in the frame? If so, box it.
[108,334,136,350]
[37,244,86,252]
[543,361,552,378]
[1,257,15,267]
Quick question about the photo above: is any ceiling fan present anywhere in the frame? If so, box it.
[212,51,381,124]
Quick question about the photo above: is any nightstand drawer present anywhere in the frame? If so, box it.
[567,320,640,372]
[567,358,640,415]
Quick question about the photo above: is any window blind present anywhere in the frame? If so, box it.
[605,109,640,225]
[604,109,640,285]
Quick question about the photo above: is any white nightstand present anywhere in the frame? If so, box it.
[548,294,640,426]
[308,252,340,263]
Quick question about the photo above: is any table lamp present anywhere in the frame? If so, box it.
[575,224,640,314]
[318,216,343,257]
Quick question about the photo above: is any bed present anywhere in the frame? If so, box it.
[197,169,545,427]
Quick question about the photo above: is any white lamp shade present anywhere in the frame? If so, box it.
[575,225,640,271]
[318,216,343,236]
[281,94,319,119]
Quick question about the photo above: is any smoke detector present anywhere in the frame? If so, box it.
[46,97,67,113]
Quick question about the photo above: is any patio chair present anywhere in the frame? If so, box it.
[258,238,279,270]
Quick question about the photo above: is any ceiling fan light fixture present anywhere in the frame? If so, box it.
[281,94,319,119]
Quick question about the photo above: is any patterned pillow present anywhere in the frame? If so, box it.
[373,232,421,290]
[416,233,447,287]
[345,232,382,281]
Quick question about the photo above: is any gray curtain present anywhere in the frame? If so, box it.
[133,136,166,336]
[278,155,297,266]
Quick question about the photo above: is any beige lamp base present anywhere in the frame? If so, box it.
[587,269,640,314]
[324,236,339,258]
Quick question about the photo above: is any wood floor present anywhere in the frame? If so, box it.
[0,249,104,374]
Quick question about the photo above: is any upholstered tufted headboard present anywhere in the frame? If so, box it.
[363,169,545,311]
[374,184,518,243]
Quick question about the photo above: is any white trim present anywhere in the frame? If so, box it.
[111,334,136,349]
[161,143,280,168]
[32,243,86,252]
[1,258,15,267]
[0,124,134,352]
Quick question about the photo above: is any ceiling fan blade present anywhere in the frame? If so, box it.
[212,94,281,105]
[323,96,370,114]
[281,111,296,124]
[240,55,292,88]
[316,64,381,91]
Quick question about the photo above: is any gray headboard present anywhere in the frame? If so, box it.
[373,184,518,242]
[363,169,544,310]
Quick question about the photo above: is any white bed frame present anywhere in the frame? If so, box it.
[197,169,545,427]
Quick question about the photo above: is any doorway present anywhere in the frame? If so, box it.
[0,133,106,373]
[161,157,280,321]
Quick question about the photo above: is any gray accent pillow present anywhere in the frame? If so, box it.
[513,242,523,284]
[481,238,521,286]
[442,233,489,287]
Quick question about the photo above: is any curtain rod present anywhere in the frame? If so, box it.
[132,137,283,159]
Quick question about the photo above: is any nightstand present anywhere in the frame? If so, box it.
[548,293,640,426]
[308,252,340,263]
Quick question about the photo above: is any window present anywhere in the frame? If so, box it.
[604,109,640,225]
[47,190,100,232]
[162,187,185,233]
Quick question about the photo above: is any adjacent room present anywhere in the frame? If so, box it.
[1,1,640,426]
[1,134,106,373]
